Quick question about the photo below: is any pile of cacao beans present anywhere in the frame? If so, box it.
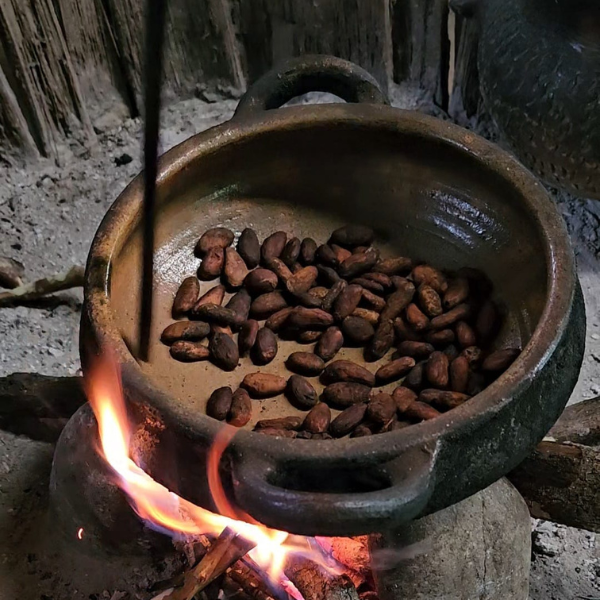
[161,224,520,439]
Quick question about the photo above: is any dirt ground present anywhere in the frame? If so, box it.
[0,89,598,599]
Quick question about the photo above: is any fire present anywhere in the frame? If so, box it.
[86,353,330,583]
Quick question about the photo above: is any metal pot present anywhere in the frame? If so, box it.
[82,55,585,536]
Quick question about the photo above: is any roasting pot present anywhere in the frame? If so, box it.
[82,56,585,536]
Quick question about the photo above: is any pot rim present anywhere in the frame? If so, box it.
[84,102,576,464]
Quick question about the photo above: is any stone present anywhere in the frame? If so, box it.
[371,479,531,600]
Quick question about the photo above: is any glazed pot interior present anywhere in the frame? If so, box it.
[108,109,549,427]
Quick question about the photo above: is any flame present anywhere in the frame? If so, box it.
[77,527,84,540]
[86,353,334,584]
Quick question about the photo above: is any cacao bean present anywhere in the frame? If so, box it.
[209,333,239,371]
[330,403,368,437]
[393,316,422,342]
[461,345,483,366]
[286,266,318,295]
[351,424,373,438]
[430,303,471,329]
[444,277,470,309]
[449,355,469,393]
[286,352,325,376]
[227,388,252,427]
[244,269,279,295]
[311,432,334,440]
[367,393,396,424]
[404,361,426,391]
[193,303,244,329]
[330,225,374,248]
[237,228,260,269]
[374,256,413,275]
[206,387,233,421]
[443,344,460,361]
[287,307,334,330]
[456,321,477,349]
[250,292,288,319]
[294,291,322,308]
[172,276,200,316]
[309,286,329,300]
[417,284,443,317]
[290,262,303,273]
[286,375,318,409]
[224,247,249,289]
[296,431,313,439]
[161,321,210,345]
[265,306,294,332]
[322,382,371,408]
[395,341,435,358]
[404,401,441,421]
[380,280,416,321]
[352,308,380,326]
[242,372,287,398]
[251,327,278,365]
[211,324,232,336]
[363,272,392,288]
[258,428,297,438]
[331,244,352,263]
[426,351,449,388]
[353,246,369,254]
[226,288,252,321]
[482,348,520,372]
[392,420,412,431]
[342,316,375,345]
[255,416,303,431]
[300,238,318,265]
[317,265,342,286]
[476,299,500,344]
[338,247,379,278]
[303,403,331,433]
[261,231,287,264]
[467,371,486,396]
[457,267,493,299]
[322,280,347,312]
[316,244,339,267]
[315,326,344,361]
[425,329,455,346]
[281,237,301,267]
[406,303,430,331]
[361,288,386,312]
[333,284,363,321]
[351,277,384,294]
[267,257,293,283]
[297,330,322,343]
[393,386,418,411]
[375,356,416,385]
[321,360,376,387]
[170,341,210,362]
[410,264,448,293]
[364,319,395,362]
[198,247,225,280]
[419,389,470,410]
[195,227,234,256]
[194,284,226,309]
[238,319,259,356]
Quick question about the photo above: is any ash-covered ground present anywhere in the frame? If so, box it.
[0,89,597,599]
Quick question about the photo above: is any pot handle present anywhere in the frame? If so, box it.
[234,54,389,118]
[231,442,437,536]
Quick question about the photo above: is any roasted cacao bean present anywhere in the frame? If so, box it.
[193,304,244,329]
[251,327,278,365]
[321,360,376,387]
[455,321,477,349]
[425,329,456,346]
[410,264,448,293]
[449,355,470,393]
[195,227,234,256]
[330,403,368,437]
[393,316,422,342]
[265,306,294,332]
[170,341,210,362]
[367,393,396,424]
[419,389,470,410]
[303,403,331,433]
[351,424,373,438]
[392,386,418,411]
[261,231,287,264]
[363,272,392,288]
[374,256,413,275]
[476,299,500,344]
[161,321,210,345]
[250,292,288,319]
[364,319,395,362]
[333,284,363,321]
[258,428,297,438]
[242,373,287,398]
[244,269,279,295]
[309,286,329,301]
[297,330,322,343]
[380,280,416,321]
[228,389,252,427]
[443,277,470,309]
[315,326,344,361]
[267,257,293,283]
[404,401,441,421]
[417,284,443,317]
[443,344,460,361]
[194,284,226,309]
[375,356,416,385]
[322,382,371,408]
[286,352,325,376]
[395,341,435,358]
[281,237,302,267]
[404,361,426,391]
[316,244,339,267]
[430,303,471,329]
[351,277,384,294]
[226,289,252,321]
[317,265,342,286]
[300,238,318,265]
[482,348,520,372]
[224,247,249,289]
[255,416,303,431]
[331,244,352,263]
[198,247,225,280]
[426,351,449,388]
[322,280,347,312]
[172,276,200,316]
[209,333,239,371]
[330,225,374,248]
[352,308,380,326]
[361,288,386,312]
[286,375,318,409]
[287,307,334,330]
[467,371,486,396]
[342,316,375,345]
[238,319,259,356]
[338,247,379,279]
[286,266,319,295]
[237,228,260,269]
[406,303,430,331]
[294,291,322,308]
[461,345,483,366]
[206,387,233,421]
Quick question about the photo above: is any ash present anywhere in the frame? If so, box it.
[0,87,598,599]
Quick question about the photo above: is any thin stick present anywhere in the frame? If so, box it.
[155,528,256,600]
[139,0,168,362]
[0,265,84,307]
